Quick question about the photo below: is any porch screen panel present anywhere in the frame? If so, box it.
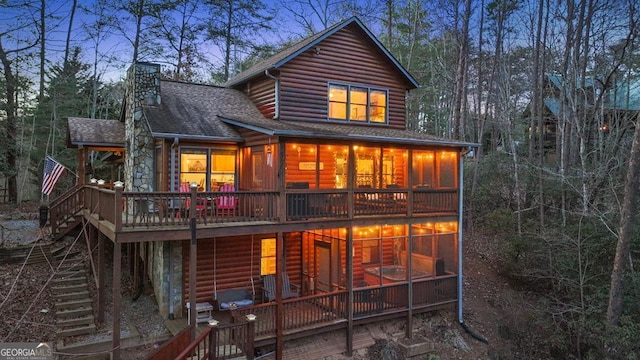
[355,146,381,188]
[412,151,435,189]
[438,151,457,188]
[319,145,348,189]
[436,222,458,275]
[285,143,318,189]
[382,148,407,187]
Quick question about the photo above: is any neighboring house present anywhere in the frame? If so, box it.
[525,73,640,152]
[59,17,476,359]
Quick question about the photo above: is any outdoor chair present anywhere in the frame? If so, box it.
[262,273,300,302]
[215,183,238,216]
[179,182,207,222]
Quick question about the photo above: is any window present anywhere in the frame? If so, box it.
[328,83,387,123]
[180,148,236,191]
[261,238,276,275]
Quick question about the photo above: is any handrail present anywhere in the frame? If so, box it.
[49,185,84,237]
[175,326,210,360]
[66,187,458,231]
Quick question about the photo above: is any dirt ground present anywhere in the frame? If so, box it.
[0,201,548,359]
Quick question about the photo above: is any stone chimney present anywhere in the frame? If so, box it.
[124,62,161,192]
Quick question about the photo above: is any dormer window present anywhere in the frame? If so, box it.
[328,83,387,123]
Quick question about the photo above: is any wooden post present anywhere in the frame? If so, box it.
[112,241,122,359]
[348,145,355,218]
[406,225,413,339]
[189,183,198,340]
[278,144,286,222]
[246,315,256,360]
[275,232,283,360]
[96,231,105,325]
[346,227,354,356]
[407,150,414,217]
[114,186,123,232]
[208,320,218,360]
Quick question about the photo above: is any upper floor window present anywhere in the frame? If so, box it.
[328,83,387,123]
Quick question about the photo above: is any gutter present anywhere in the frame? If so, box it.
[264,69,280,119]
[168,137,178,320]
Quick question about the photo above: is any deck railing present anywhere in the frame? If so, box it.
[233,291,348,339]
[175,318,255,360]
[65,185,458,230]
[412,189,458,213]
[49,185,83,235]
[412,274,458,308]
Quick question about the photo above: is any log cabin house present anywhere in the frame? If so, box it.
[56,17,476,359]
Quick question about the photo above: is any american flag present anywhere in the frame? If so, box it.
[42,156,65,195]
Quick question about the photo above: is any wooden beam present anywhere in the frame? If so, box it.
[406,225,413,339]
[112,242,121,359]
[346,227,354,356]
[189,223,197,340]
[275,232,283,360]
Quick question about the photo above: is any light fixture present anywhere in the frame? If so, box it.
[90,178,97,184]
[190,182,198,189]
[114,181,124,188]
[97,179,105,185]
[246,314,257,321]
[208,319,219,327]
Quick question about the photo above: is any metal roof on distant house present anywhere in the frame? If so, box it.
[224,16,419,89]
[607,78,640,111]
[67,117,124,148]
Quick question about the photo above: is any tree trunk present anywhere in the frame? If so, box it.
[0,38,18,204]
[39,0,46,103]
[64,0,78,67]
[607,114,640,326]
[452,0,472,140]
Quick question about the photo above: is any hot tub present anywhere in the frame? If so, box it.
[363,265,430,285]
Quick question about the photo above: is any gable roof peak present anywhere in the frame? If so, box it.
[224,16,418,89]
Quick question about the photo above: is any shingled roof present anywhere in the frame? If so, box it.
[224,16,419,89]
[142,80,260,141]
[218,116,477,148]
[67,117,124,148]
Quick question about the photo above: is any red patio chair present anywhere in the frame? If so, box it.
[216,183,238,216]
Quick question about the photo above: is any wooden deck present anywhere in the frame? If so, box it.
[50,186,459,242]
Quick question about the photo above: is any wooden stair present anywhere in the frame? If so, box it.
[52,249,97,340]
[52,214,82,241]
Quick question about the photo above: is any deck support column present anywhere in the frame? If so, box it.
[189,216,197,339]
[406,225,413,339]
[112,241,122,360]
[346,227,354,356]
[275,232,284,360]
[96,230,105,324]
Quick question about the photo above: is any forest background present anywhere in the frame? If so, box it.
[1,0,639,358]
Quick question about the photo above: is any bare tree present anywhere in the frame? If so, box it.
[204,0,274,82]
[607,113,640,327]
[151,0,204,80]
